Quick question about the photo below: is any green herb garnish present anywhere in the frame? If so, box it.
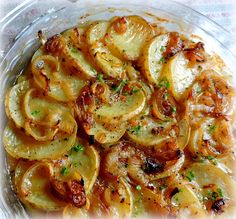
[186,170,195,182]
[129,125,141,135]
[217,188,223,197]
[160,46,166,52]
[31,110,40,116]
[97,74,104,83]
[158,56,165,64]
[112,80,127,93]
[71,47,78,53]
[136,185,142,191]
[172,106,177,113]
[73,144,84,152]
[158,77,170,89]
[60,166,69,176]
[209,125,216,133]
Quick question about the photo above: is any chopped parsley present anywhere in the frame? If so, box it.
[158,77,170,89]
[60,166,69,176]
[131,87,139,94]
[160,46,166,52]
[206,188,223,201]
[97,74,104,83]
[207,155,215,161]
[172,106,177,113]
[158,56,165,64]
[217,188,223,198]
[71,47,78,53]
[209,125,216,133]
[31,110,40,116]
[136,185,142,191]
[186,170,195,182]
[68,144,84,156]
[112,80,127,93]
[129,125,141,135]
[73,144,84,152]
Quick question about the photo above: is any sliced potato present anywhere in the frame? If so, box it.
[107,16,155,60]
[23,88,71,126]
[32,55,87,102]
[66,141,100,193]
[183,163,236,213]
[161,52,199,100]
[188,117,232,156]
[95,90,146,123]
[93,46,126,79]
[24,121,58,142]
[85,20,127,79]
[188,117,213,156]
[61,35,97,79]
[128,152,185,183]
[20,162,65,210]
[103,178,133,217]
[87,122,126,144]
[127,116,171,147]
[3,121,77,160]
[169,182,206,218]
[62,26,86,50]
[131,186,166,217]
[85,21,109,46]
[5,80,29,128]
[177,119,191,150]
[14,159,35,194]
[141,34,169,85]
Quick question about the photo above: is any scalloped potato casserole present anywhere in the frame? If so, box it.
[3,15,236,218]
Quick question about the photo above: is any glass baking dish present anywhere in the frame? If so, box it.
[0,0,235,218]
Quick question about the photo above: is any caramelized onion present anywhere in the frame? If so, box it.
[24,121,58,141]
[152,88,177,121]
[91,81,110,104]
[51,179,86,208]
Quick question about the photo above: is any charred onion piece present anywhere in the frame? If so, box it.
[184,42,206,65]
[51,179,86,208]
[211,198,225,214]
[163,32,183,59]
[142,157,164,174]
[45,34,65,55]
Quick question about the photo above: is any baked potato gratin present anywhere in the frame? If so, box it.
[3,15,236,218]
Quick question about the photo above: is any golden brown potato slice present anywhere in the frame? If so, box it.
[141,34,169,85]
[32,55,87,101]
[103,178,133,217]
[61,31,97,79]
[64,139,100,193]
[5,80,29,128]
[161,52,199,100]
[107,16,156,61]
[183,163,236,215]
[3,120,77,160]
[95,89,146,124]
[86,21,126,79]
[20,162,65,211]
[87,122,126,144]
[85,21,110,46]
[127,116,171,147]
[168,182,206,218]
